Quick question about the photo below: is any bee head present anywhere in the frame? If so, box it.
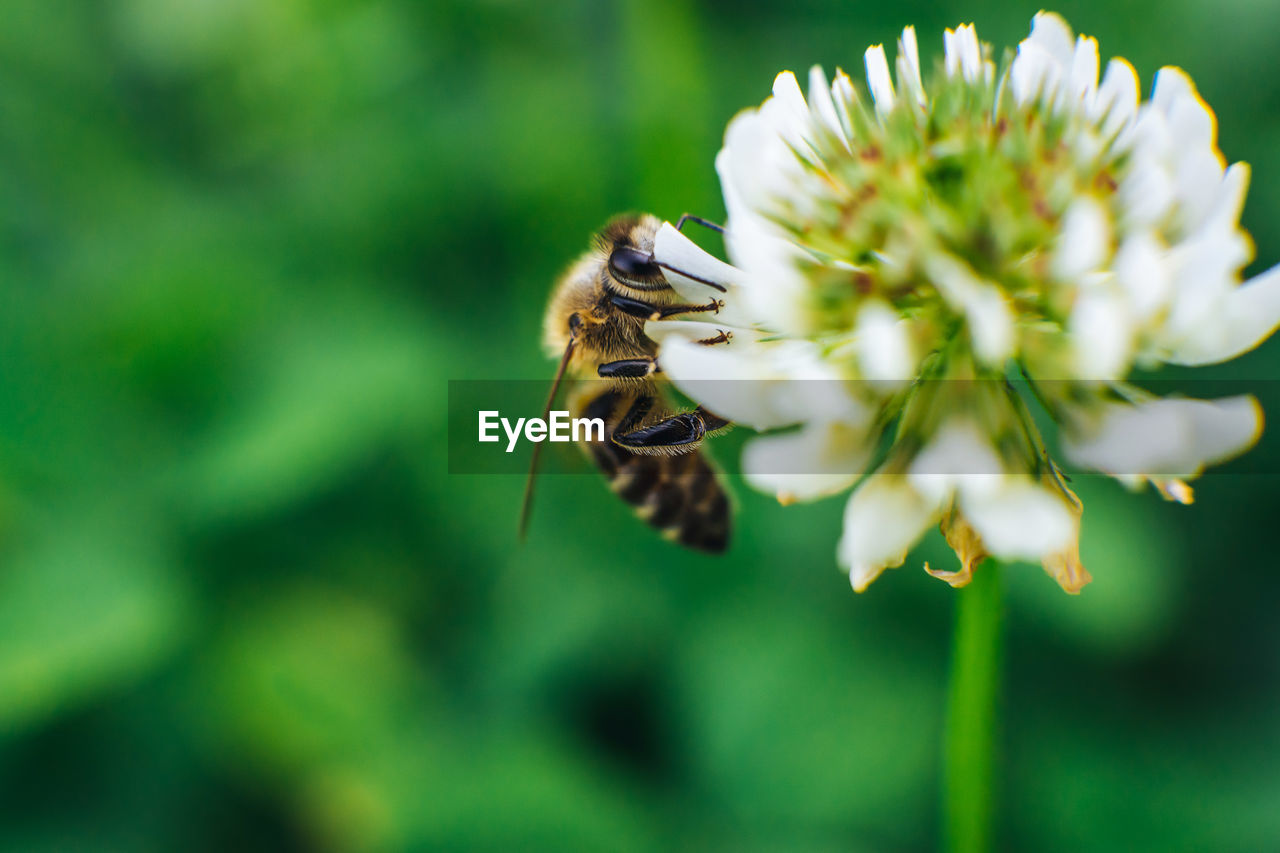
[607,245,666,288]
[601,214,668,291]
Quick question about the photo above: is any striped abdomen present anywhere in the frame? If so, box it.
[574,386,730,553]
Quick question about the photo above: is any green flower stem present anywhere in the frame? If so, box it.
[943,561,1003,853]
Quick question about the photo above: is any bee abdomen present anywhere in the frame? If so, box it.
[606,448,730,553]
[575,387,730,553]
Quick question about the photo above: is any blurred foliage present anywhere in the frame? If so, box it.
[1,0,1279,850]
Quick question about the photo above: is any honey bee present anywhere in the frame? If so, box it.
[520,213,734,552]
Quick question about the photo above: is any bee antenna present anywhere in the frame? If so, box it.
[656,216,729,292]
[519,328,578,542]
[653,261,727,293]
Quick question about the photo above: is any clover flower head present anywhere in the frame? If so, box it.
[645,12,1279,593]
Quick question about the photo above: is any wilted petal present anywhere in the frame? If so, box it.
[926,508,989,588]
[1040,481,1091,593]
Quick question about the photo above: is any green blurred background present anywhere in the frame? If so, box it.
[2,0,1279,850]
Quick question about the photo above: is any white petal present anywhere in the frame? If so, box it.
[807,65,849,147]
[1178,396,1264,466]
[743,420,872,502]
[714,141,815,336]
[657,336,864,430]
[908,419,1004,506]
[1093,58,1140,140]
[653,222,739,291]
[838,475,941,592]
[1160,229,1252,354]
[854,300,916,383]
[944,24,982,82]
[864,44,896,116]
[654,337,792,429]
[1053,198,1112,279]
[768,70,813,153]
[1063,396,1262,478]
[896,26,926,106]
[720,99,828,222]
[652,222,752,326]
[1069,285,1133,379]
[1164,81,1217,154]
[1200,162,1250,237]
[943,28,960,77]
[1068,35,1100,104]
[959,480,1076,561]
[1114,231,1172,322]
[645,318,761,348]
[719,109,790,212]
[763,342,869,424]
[1118,154,1175,229]
[1010,41,1057,105]
[1151,66,1198,118]
[830,68,859,142]
[1171,147,1227,237]
[924,253,1014,366]
[967,289,1014,367]
[1167,263,1280,365]
[1027,11,1076,67]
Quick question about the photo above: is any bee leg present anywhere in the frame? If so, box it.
[613,406,729,451]
[654,298,724,319]
[615,394,655,434]
[697,408,731,431]
[695,329,733,346]
[598,357,658,379]
[675,213,725,234]
[608,293,724,321]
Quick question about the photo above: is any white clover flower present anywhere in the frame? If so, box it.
[646,12,1279,593]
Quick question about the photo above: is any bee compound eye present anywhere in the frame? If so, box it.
[608,246,663,283]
